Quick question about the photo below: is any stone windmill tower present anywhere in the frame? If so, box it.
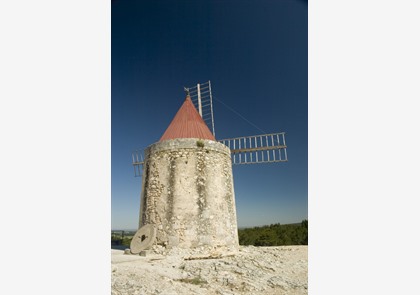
[131,81,287,255]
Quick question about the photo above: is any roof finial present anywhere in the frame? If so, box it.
[183,87,190,99]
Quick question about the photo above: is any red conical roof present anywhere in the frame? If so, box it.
[159,96,216,142]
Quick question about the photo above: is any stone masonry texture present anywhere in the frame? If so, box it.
[139,138,239,254]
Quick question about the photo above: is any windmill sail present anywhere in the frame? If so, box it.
[184,81,216,137]
[132,149,144,177]
[218,132,288,165]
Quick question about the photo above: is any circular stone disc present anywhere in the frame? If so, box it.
[130,224,157,254]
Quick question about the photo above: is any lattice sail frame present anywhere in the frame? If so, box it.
[184,81,216,137]
[132,149,144,177]
[218,132,287,165]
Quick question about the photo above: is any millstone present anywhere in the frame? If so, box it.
[130,224,157,254]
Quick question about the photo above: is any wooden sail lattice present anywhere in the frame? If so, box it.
[184,81,216,137]
[132,150,144,177]
[218,132,287,165]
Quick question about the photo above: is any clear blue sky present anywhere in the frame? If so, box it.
[111,0,308,230]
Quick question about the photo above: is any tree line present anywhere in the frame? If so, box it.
[111,220,308,247]
[238,220,308,246]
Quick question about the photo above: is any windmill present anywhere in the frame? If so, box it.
[129,81,287,255]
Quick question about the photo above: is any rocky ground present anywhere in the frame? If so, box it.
[111,245,308,295]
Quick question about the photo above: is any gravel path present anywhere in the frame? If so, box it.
[111,245,308,295]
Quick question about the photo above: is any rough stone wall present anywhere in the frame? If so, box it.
[139,138,239,253]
